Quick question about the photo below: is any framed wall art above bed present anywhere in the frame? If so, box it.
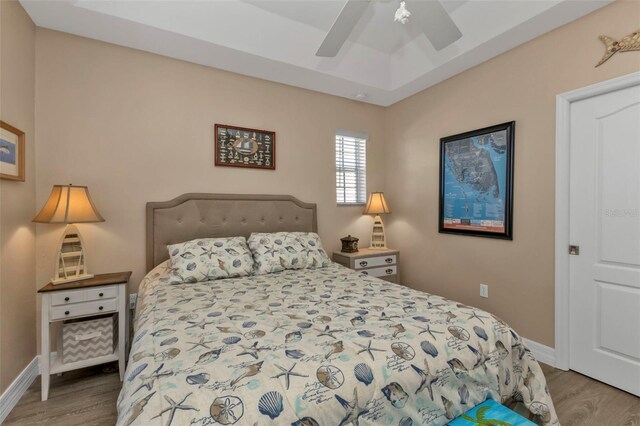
[215,124,276,170]
[439,121,515,239]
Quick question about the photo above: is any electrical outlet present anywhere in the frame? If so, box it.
[129,294,137,310]
[480,284,489,298]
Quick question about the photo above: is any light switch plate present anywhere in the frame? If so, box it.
[480,284,489,298]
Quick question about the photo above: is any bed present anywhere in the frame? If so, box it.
[117,193,559,426]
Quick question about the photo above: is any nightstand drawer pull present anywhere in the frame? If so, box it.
[360,265,397,278]
[51,299,117,321]
[51,289,84,306]
[354,254,397,269]
[85,286,117,302]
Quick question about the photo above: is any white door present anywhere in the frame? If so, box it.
[569,82,640,396]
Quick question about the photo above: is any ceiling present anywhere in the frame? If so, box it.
[21,0,610,106]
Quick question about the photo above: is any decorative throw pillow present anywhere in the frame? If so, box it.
[294,232,332,269]
[167,237,254,283]
[248,232,331,275]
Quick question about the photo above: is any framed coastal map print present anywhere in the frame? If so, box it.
[439,121,515,239]
[215,124,275,170]
[0,121,25,182]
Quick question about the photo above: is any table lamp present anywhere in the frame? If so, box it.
[33,184,104,284]
[363,192,390,249]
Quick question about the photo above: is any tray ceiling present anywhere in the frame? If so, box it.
[21,0,610,106]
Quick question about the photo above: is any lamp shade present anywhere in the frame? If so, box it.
[33,184,104,224]
[363,192,391,215]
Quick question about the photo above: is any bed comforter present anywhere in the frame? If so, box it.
[117,263,559,426]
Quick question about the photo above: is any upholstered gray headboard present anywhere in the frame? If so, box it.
[146,193,317,271]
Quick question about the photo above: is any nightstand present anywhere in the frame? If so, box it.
[38,271,131,401]
[333,248,400,284]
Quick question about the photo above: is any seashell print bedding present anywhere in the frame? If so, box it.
[117,262,559,426]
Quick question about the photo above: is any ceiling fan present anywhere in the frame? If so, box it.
[316,0,462,57]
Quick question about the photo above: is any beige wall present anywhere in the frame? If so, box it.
[384,0,640,347]
[0,0,37,393]
[34,29,387,298]
[21,0,640,369]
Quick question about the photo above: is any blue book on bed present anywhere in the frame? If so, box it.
[448,399,537,426]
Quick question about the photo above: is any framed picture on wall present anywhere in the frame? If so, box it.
[439,121,515,239]
[0,121,25,181]
[215,124,276,170]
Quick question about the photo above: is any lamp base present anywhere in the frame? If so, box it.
[369,214,387,249]
[52,224,93,284]
[51,274,94,285]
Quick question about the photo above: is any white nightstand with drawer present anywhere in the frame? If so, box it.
[333,248,400,284]
[38,271,131,401]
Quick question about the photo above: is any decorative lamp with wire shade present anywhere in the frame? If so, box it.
[33,184,105,284]
[363,192,391,249]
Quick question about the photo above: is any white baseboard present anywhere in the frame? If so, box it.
[0,356,39,424]
[524,338,556,368]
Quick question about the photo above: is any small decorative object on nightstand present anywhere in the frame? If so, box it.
[340,235,359,253]
[38,271,131,401]
[33,184,105,284]
[333,247,400,284]
[363,192,391,249]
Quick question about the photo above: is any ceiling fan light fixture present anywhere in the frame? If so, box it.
[394,1,411,24]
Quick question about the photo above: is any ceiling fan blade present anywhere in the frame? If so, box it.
[316,0,371,57]
[408,0,462,51]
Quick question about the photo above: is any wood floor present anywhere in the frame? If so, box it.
[4,362,639,425]
[540,364,640,426]
[4,363,121,426]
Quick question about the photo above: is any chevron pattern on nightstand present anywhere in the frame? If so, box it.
[60,315,118,363]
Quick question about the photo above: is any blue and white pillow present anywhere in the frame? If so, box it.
[167,237,254,283]
[248,232,331,275]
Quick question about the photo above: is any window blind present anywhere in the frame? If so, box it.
[335,133,366,205]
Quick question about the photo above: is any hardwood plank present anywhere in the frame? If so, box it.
[541,363,640,426]
[5,362,639,425]
[4,363,120,426]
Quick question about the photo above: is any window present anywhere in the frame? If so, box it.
[335,131,367,205]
